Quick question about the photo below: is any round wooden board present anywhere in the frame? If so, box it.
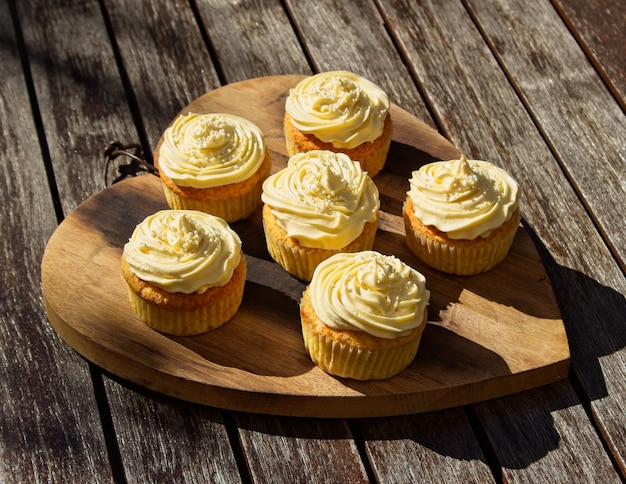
[41,75,570,418]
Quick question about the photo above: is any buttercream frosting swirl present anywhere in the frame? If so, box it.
[285,71,390,149]
[407,155,520,240]
[123,210,242,294]
[261,150,379,249]
[158,113,266,188]
[309,251,429,339]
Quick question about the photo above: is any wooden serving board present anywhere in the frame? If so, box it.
[41,75,570,418]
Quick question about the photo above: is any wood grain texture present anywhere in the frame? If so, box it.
[236,414,370,483]
[552,0,626,111]
[195,0,311,82]
[359,409,495,482]
[102,0,222,151]
[41,76,569,418]
[17,0,140,215]
[378,0,626,478]
[0,0,112,481]
[104,380,243,483]
[474,380,621,482]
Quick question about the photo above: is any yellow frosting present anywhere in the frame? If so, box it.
[261,150,379,250]
[158,113,266,188]
[285,71,390,149]
[123,210,242,294]
[309,251,429,339]
[407,155,520,240]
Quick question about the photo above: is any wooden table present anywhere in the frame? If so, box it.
[2,0,624,481]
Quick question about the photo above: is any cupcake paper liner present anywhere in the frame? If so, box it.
[126,280,244,336]
[262,206,378,281]
[403,201,520,275]
[124,259,247,336]
[162,181,263,223]
[301,312,424,381]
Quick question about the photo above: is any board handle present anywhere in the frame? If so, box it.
[102,140,159,187]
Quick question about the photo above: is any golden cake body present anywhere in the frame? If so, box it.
[261,150,380,281]
[121,209,246,335]
[284,71,392,177]
[403,155,521,275]
[300,251,430,380]
[156,112,271,222]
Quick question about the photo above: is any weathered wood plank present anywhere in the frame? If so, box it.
[17,0,141,215]
[1,0,112,481]
[552,0,626,111]
[104,380,243,483]
[195,0,311,82]
[236,414,370,483]
[356,409,496,482]
[474,380,621,482]
[102,0,222,153]
[378,0,626,479]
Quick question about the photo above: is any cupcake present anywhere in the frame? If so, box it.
[403,155,521,275]
[261,150,379,281]
[300,251,430,380]
[284,71,392,177]
[155,112,271,222]
[121,209,246,336]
